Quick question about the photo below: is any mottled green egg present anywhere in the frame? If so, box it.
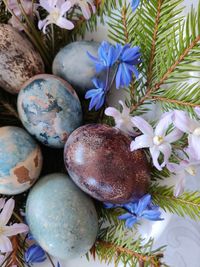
[26,173,98,260]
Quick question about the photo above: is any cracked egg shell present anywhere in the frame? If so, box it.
[64,124,150,204]
[0,24,44,94]
[17,74,83,148]
[0,126,42,195]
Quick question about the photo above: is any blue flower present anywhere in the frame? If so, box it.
[130,0,140,12]
[105,194,163,228]
[25,244,47,265]
[87,41,120,72]
[57,262,61,267]
[116,44,141,89]
[85,78,106,111]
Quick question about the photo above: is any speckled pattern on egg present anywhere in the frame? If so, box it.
[0,24,44,94]
[26,173,98,260]
[64,124,150,204]
[52,41,106,95]
[17,74,83,148]
[0,126,42,195]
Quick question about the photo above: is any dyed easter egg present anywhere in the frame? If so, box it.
[52,41,105,95]
[0,24,44,94]
[0,126,42,195]
[17,74,83,148]
[64,124,150,204]
[26,173,98,260]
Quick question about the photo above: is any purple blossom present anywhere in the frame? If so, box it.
[87,41,120,72]
[85,78,106,111]
[173,108,200,160]
[130,113,183,170]
[70,0,96,19]
[105,194,163,228]
[115,44,141,89]
[25,244,47,265]
[105,100,136,135]
[0,198,29,253]
[130,0,140,12]
[7,0,37,30]
[167,149,200,197]
[38,0,74,33]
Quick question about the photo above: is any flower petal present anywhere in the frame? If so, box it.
[174,174,185,197]
[165,129,183,143]
[130,135,153,151]
[56,17,74,30]
[159,143,172,167]
[118,213,132,220]
[150,146,162,170]
[188,134,200,160]
[105,107,121,121]
[3,224,29,237]
[135,194,151,215]
[0,236,12,253]
[155,114,173,137]
[173,110,198,133]
[131,116,153,135]
[125,216,138,228]
[0,199,14,226]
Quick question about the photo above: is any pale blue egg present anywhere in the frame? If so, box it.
[52,41,106,95]
[0,126,42,195]
[26,173,98,260]
[17,74,83,148]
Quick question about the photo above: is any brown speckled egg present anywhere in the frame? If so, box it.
[64,124,150,204]
[0,24,44,94]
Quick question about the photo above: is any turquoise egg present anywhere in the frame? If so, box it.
[52,41,106,96]
[17,74,83,148]
[26,173,98,260]
[0,126,42,195]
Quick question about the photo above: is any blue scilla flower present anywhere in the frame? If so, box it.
[105,194,163,228]
[131,0,140,12]
[25,244,47,265]
[85,78,106,111]
[116,44,141,89]
[87,41,120,72]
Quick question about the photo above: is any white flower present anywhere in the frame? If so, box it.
[167,150,200,197]
[173,108,200,160]
[38,0,74,33]
[130,113,183,170]
[105,100,136,135]
[70,0,96,19]
[0,198,28,253]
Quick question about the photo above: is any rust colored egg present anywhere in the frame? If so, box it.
[64,124,150,204]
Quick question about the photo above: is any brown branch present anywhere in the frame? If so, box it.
[1,102,19,118]
[96,240,163,267]
[121,2,129,44]
[151,95,200,108]
[146,0,163,87]
[131,35,200,112]
[7,236,19,267]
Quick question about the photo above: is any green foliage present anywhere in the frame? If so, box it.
[150,184,200,220]
[88,206,166,267]
[0,0,10,23]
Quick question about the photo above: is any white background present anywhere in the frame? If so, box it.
[36,1,200,266]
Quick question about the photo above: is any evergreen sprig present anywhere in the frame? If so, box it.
[150,184,200,220]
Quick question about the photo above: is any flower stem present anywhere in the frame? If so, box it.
[46,252,56,267]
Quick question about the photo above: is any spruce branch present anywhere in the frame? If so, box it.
[150,184,200,220]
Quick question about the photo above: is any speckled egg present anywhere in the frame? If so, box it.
[52,41,106,95]
[17,74,83,148]
[0,24,44,94]
[0,126,42,195]
[26,173,98,260]
[64,124,150,204]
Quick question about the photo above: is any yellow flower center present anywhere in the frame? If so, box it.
[185,166,196,176]
[49,8,60,23]
[193,127,200,136]
[153,135,164,145]
[0,227,5,235]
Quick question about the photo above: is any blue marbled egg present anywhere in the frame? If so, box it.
[17,74,83,148]
[26,173,98,260]
[0,126,42,195]
[52,41,105,95]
